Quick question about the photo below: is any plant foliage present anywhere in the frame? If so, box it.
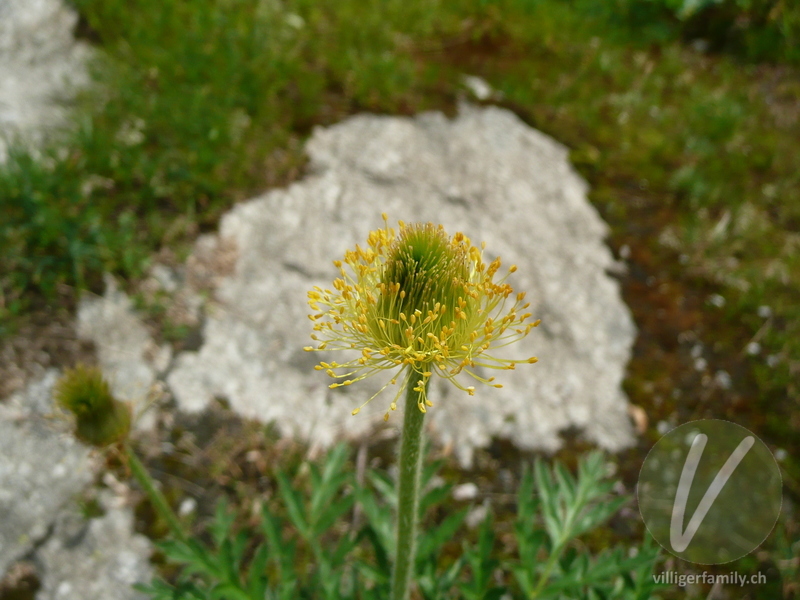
[137,446,663,600]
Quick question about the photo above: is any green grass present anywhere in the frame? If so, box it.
[486,0,800,400]
[0,0,798,595]
[577,0,800,65]
[0,0,473,331]
[473,4,800,573]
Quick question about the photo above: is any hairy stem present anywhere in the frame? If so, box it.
[124,443,188,544]
[390,369,428,600]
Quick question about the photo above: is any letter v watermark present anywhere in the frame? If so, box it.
[670,434,755,552]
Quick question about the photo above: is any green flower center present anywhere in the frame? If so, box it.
[377,224,473,348]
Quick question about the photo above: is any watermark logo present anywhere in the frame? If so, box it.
[654,570,766,588]
[638,419,782,564]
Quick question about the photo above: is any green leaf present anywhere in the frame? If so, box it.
[553,462,577,506]
[512,564,536,598]
[260,505,297,583]
[420,456,445,488]
[314,493,355,537]
[216,531,248,585]
[246,542,269,599]
[356,486,394,557]
[210,498,236,550]
[367,470,397,506]
[482,589,507,600]
[321,443,350,484]
[477,512,495,559]
[354,555,390,584]
[209,583,250,600]
[329,529,358,566]
[135,578,207,600]
[276,470,308,538]
[515,526,547,568]
[573,496,627,538]
[159,539,221,580]
[534,459,563,545]
[419,480,453,515]
[356,524,391,578]
[416,507,468,562]
[517,464,538,523]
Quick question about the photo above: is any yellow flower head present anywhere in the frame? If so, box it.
[305,215,540,421]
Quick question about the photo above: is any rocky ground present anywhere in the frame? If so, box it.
[1,105,640,598]
[0,0,90,162]
[0,1,677,598]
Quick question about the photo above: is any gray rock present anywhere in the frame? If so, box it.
[36,505,152,600]
[77,275,167,430]
[0,0,90,161]
[461,75,499,102]
[0,373,94,575]
[2,368,62,418]
[166,106,637,466]
[0,373,152,600]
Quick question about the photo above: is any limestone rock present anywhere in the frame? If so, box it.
[77,276,169,429]
[36,505,152,600]
[0,372,152,599]
[0,0,90,161]
[0,371,94,575]
[167,106,637,465]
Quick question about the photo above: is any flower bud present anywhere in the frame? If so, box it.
[55,365,131,447]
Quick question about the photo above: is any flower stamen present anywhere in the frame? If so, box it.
[307,219,539,418]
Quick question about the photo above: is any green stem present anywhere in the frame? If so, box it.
[391,369,428,600]
[124,443,188,544]
[531,491,585,597]
[530,545,562,599]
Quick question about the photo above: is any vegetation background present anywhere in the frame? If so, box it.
[0,0,797,598]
